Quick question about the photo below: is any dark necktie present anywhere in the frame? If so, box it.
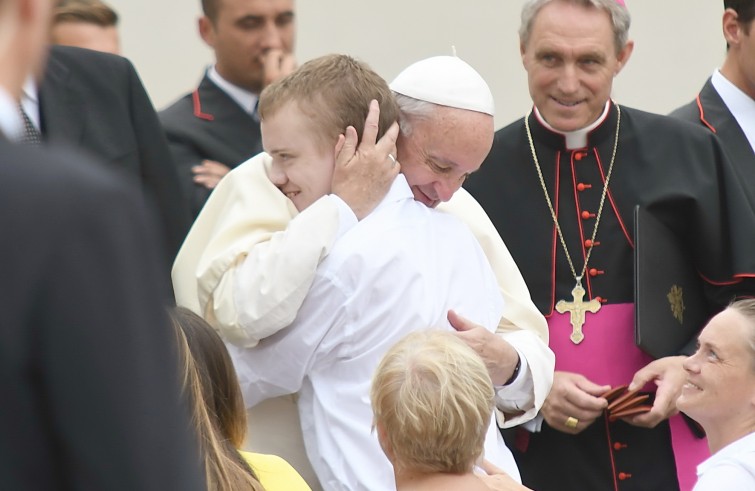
[19,104,42,145]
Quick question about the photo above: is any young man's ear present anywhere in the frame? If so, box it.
[722,8,743,49]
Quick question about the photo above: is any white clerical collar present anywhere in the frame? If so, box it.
[711,69,755,153]
[534,101,611,150]
[0,86,23,142]
[207,65,259,117]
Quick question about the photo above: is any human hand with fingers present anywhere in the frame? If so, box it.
[192,159,231,189]
[541,371,610,434]
[448,309,519,386]
[619,355,686,428]
[476,460,533,491]
[332,99,400,220]
[261,49,297,88]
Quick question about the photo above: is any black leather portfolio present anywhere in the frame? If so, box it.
[634,206,707,358]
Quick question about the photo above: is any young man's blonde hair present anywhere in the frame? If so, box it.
[371,330,494,474]
[259,53,398,150]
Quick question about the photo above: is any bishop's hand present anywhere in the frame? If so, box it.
[542,371,609,434]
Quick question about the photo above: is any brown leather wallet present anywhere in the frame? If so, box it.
[600,385,652,421]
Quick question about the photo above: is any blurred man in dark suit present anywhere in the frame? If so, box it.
[0,0,205,489]
[160,0,296,217]
[21,44,191,263]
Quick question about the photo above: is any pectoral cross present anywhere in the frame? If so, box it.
[555,281,601,344]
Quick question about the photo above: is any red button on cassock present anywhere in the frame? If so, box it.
[581,211,595,219]
[618,472,632,481]
[585,239,600,248]
[577,183,592,191]
[589,268,604,277]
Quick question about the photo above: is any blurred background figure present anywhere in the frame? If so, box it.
[50,0,120,54]
[160,0,297,218]
[0,0,205,488]
[670,0,755,183]
[371,330,531,491]
[678,299,755,491]
[169,307,311,491]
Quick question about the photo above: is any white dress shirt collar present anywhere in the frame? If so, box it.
[0,87,23,142]
[711,69,755,153]
[207,65,259,117]
[534,101,611,150]
[21,76,41,130]
[371,174,414,212]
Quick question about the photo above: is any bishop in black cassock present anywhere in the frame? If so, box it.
[466,100,755,491]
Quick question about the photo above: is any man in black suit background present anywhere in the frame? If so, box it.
[0,0,205,488]
[160,0,296,217]
[670,0,755,177]
[22,44,190,262]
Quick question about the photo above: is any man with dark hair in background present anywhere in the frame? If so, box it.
[670,0,755,177]
[160,0,296,217]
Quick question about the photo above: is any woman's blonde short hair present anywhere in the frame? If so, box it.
[371,330,494,474]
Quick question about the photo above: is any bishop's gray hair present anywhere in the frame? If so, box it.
[519,0,631,55]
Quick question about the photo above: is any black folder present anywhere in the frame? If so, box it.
[633,206,707,359]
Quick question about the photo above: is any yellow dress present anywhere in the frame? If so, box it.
[239,450,312,491]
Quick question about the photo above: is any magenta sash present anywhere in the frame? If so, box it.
[548,303,708,490]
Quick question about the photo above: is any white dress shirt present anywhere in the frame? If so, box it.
[230,174,520,490]
[712,69,755,153]
[20,76,40,131]
[207,65,259,117]
[0,87,23,141]
[694,432,755,490]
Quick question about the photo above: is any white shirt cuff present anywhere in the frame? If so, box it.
[494,349,535,413]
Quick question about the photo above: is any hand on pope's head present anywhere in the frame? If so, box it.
[541,371,610,434]
[332,99,400,220]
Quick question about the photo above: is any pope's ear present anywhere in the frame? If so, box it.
[614,40,634,76]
